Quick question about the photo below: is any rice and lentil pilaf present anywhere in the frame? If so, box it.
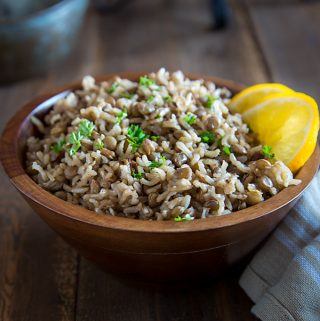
[26,69,301,221]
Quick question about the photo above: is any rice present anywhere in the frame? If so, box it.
[26,68,301,220]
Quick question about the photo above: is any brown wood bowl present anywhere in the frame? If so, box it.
[1,72,319,283]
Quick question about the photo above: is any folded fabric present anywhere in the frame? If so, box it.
[240,170,320,321]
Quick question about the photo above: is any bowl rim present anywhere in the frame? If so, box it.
[1,71,319,234]
[0,0,87,26]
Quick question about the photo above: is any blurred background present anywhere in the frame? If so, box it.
[0,1,319,320]
[1,0,319,97]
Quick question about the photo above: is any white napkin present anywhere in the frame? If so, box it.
[240,171,320,321]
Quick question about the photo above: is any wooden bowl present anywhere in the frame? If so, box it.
[1,73,319,282]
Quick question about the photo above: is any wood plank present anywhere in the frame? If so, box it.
[77,260,257,321]
[75,1,266,320]
[0,82,79,321]
[249,2,320,101]
[90,0,268,84]
[2,0,316,318]
[248,0,299,4]
[0,8,97,321]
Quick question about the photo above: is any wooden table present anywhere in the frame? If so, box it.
[1,0,319,320]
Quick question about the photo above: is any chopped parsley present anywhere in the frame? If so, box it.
[120,92,134,99]
[147,95,155,103]
[164,95,173,102]
[218,137,232,156]
[107,82,119,94]
[115,108,128,125]
[148,155,166,169]
[127,124,148,151]
[174,214,194,222]
[222,146,232,156]
[68,146,79,156]
[139,76,156,87]
[68,131,82,156]
[132,171,144,179]
[69,131,82,145]
[149,135,159,141]
[95,140,104,150]
[205,95,218,109]
[79,120,95,137]
[262,145,275,159]
[51,138,66,153]
[67,120,95,156]
[183,113,197,125]
[199,131,215,144]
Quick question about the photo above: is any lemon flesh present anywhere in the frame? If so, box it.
[229,83,294,114]
[242,93,319,172]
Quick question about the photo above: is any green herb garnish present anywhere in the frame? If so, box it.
[199,131,215,144]
[120,92,134,99]
[67,120,95,156]
[139,76,156,87]
[132,171,144,179]
[79,120,95,137]
[147,95,155,103]
[218,137,232,156]
[164,95,172,102]
[127,124,148,151]
[262,145,275,159]
[68,131,82,156]
[149,135,159,141]
[69,131,82,145]
[68,146,79,156]
[183,113,197,125]
[51,138,66,153]
[205,95,217,109]
[222,146,232,156]
[148,155,166,169]
[95,140,104,150]
[174,214,194,222]
[115,108,128,125]
[107,82,119,94]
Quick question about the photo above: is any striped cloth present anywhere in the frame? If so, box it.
[240,171,320,321]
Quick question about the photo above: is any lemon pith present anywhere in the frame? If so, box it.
[229,83,294,114]
[242,92,319,172]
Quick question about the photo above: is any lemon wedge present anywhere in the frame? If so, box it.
[242,92,319,172]
[229,83,294,114]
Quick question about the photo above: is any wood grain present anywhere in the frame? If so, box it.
[90,0,268,84]
[0,90,77,321]
[249,1,320,101]
[0,0,317,320]
[0,8,95,321]
[76,259,257,321]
